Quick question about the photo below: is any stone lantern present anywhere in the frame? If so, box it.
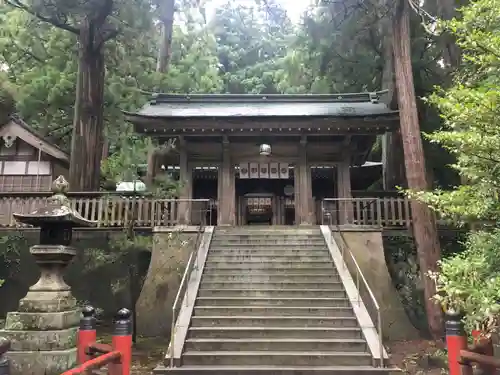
[1,175,96,375]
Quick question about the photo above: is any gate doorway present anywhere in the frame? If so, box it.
[235,179,295,225]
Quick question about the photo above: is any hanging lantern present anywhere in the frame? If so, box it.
[259,143,271,156]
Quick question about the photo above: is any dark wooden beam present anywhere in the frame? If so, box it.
[141,129,396,137]
[129,115,399,135]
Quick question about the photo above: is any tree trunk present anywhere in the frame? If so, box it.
[392,0,443,338]
[380,5,406,190]
[69,20,106,191]
[383,131,407,189]
[156,0,175,73]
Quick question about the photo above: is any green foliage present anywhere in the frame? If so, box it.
[0,1,223,152]
[431,230,500,333]
[415,0,500,224]
[101,134,152,185]
[274,0,387,94]
[384,235,428,331]
[414,0,500,334]
[0,82,15,120]
[384,232,466,332]
[209,0,292,94]
[0,232,26,287]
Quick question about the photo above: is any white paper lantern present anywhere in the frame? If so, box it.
[259,143,271,156]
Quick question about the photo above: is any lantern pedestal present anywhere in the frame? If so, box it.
[0,176,96,375]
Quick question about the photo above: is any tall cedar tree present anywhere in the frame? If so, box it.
[5,0,118,191]
[392,0,443,338]
[156,0,175,73]
[146,0,176,186]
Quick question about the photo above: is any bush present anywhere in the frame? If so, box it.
[431,229,500,334]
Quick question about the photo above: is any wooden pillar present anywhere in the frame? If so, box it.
[218,137,235,226]
[382,132,389,190]
[337,152,353,224]
[177,137,192,224]
[297,136,312,225]
[146,149,161,187]
[306,165,313,224]
[294,163,300,225]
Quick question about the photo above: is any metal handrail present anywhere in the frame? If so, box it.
[169,223,204,367]
[330,221,384,367]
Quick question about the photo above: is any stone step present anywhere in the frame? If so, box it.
[214,230,320,235]
[203,268,338,275]
[211,235,324,238]
[203,262,333,269]
[208,248,328,253]
[199,282,343,290]
[195,297,350,307]
[212,237,324,241]
[154,365,397,375]
[210,240,326,245]
[181,351,373,367]
[192,306,354,317]
[197,289,346,298]
[201,274,341,283]
[210,244,326,249]
[184,338,367,352]
[187,327,363,340]
[205,256,332,263]
[210,244,326,247]
[208,250,329,256]
[190,316,358,328]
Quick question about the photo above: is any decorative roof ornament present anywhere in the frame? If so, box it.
[369,92,379,104]
[2,133,16,148]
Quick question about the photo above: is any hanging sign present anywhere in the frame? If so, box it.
[249,162,259,179]
[239,163,249,179]
[269,162,279,179]
[279,163,289,179]
[259,163,269,178]
[238,162,290,179]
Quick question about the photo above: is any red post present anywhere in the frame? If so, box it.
[77,305,96,364]
[111,308,133,375]
[445,310,468,375]
[472,329,496,374]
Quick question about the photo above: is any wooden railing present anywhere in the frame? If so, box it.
[0,193,213,228]
[0,193,414,228]
[322,197,412,227]
[459,348,500,375]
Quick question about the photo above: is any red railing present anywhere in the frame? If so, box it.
[60,306,132,375]
[445,311,500,375]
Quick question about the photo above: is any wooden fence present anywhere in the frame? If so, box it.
[0,194,413,228]
[0,194,213,228]
[322,197,413,227]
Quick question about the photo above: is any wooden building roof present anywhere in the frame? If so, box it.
[125,90,399,136]
[0,115,69,165]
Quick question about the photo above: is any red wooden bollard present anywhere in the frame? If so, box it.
[77,305,96,364]
[111,308,133,375]
[445,310,468,375]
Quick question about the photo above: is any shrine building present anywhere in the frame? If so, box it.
[124,91,399,226]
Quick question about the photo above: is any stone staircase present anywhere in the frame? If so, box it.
[156,226,396,374]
